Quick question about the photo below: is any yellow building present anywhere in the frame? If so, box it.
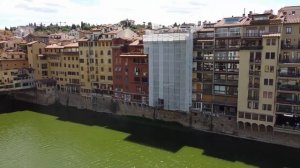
[0,51,34,91]
[44,42,80,93]
[78,28,137,97]
[27,41,46,79]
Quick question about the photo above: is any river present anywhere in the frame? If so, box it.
[0,96,300,168]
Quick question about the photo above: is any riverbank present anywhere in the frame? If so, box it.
[7,91,300,149]
[1,98,300,167]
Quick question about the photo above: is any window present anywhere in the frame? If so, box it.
[252,114,258,120]
[107,50,111,55]
[268,92,273,99]
[260,115,266,121]
[264,78,268,85]
[263,91,268,98]
[245,113,251,119]
[264,78,273,86]
[270,66,274,73]
[267,104,272,111]
[108,76,113,80]
[265,52,270,59]
[265,65,269,72]
[271,52,275,59]
[100,50,103,55]
[263,104,267,110]
[108,59,111,63]
[100,76,105,80]
[101,59,104,63]
[253,102,259,109]
[238,112,244,118]
[266,39,271,45]
[271,39,276,45]
[269,79,273,85]
[262,104,272,111]
[247,101,252,109]
[267,116,273,122]
[214,85,226,95]
[286,27,292,34]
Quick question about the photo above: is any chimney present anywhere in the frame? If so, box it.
[198,21,201,26]
[248,11,253,17]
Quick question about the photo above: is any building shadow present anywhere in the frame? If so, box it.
[3,99,300,168]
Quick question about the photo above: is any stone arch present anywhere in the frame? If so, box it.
[238,121,244,129]
[245,122,251,130]
[266,125,273,132]
[259,124,266,132]
[252,123,259,132]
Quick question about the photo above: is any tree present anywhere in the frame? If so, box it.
[147,22,152,29]
[71,24,76,29]
[173,22,178,27]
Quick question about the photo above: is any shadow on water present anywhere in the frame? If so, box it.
[1,96,300,168]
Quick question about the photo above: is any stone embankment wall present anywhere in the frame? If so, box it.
[12,90,300,149]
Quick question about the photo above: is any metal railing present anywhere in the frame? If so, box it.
[240,45,263,50]
[281,44,300,50]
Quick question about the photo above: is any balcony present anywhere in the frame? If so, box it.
[279,58,300,64]
[63,51,79,56]
[215,45,227,49]
[249,71,261,76]
[192,56,203,62]
[281,44,300,50]
[248,83,260,88]
[277,98,300,105]
[276,105,293,114]
[194,45,214,50]
[192,89,202,93]
[192,78,202,82]
[215,32,241,38]
[193,68,213,72]
[278,72,300,78]
[278,85,300,92]
[242,32,263,38]
[248,95,259,101]
[214,79,238,85]
[240,45,263,50]
[213,97,237,106]
[249,59,261,64]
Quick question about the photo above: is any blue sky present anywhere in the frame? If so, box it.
[0,0,298,29]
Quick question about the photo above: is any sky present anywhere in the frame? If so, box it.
[0,0,298,29]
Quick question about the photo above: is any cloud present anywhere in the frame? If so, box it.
[45,3,65,8]
[15,4,57,13]
[189,1,207,6]
[165,8,194,14]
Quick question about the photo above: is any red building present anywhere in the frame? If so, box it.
[112,38,148,104]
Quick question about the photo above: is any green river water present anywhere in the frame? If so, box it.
[0,100,300,168]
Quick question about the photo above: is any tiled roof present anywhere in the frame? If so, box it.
[64,42,78,48]
[284,15,300,23]
[27,41,38,45]
[45,44,64,49]
[214,17,248,27]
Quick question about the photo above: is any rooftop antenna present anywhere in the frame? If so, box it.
[243,8,246,17]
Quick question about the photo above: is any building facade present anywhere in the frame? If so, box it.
[112,38,148,104]
[144,30,193,112]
